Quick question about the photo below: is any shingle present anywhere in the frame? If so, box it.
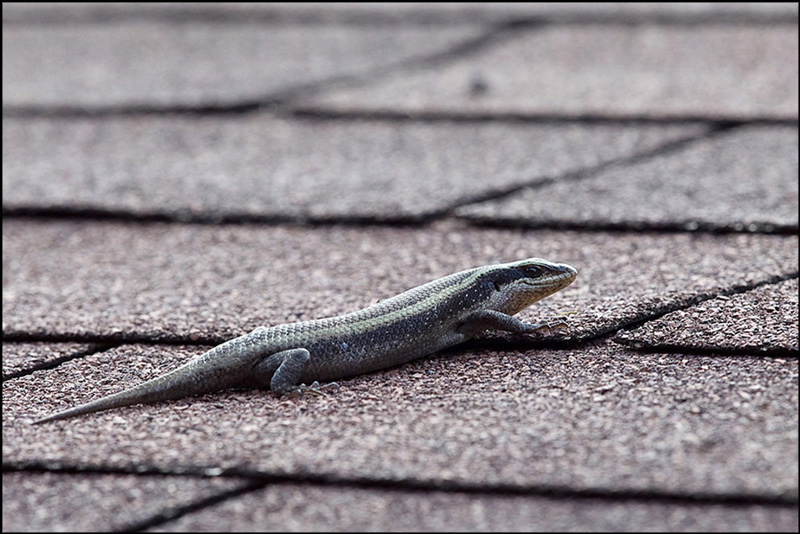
[615,278,799,353]
[2,23,484,109]
[1,472,248,532]
[457,126,799,232]
[2,342,98,379]
[4,342,797,500]
[2,222,796,342]
[4,2,799,530]
[154,483,799,532]
[299,25,799,120]
[1,116,705,221]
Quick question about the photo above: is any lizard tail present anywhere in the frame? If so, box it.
[33,330,267,424]
[32,376,194,424]
[32,357,227,424]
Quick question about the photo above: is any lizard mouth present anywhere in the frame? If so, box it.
[497,263,576,316]
[520,263,577,289]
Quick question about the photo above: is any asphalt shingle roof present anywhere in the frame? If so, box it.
[1,117,706,222]
[297,24,799,121]
[457,125,799,232]
[3,222,796,342]
[615,278,799,353]
[3,22,485,110]
[3,3,797,532]
[6,340,798,495]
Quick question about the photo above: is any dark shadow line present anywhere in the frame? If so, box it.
[120,479,268,533]
[4,7,797,26]
[3,206,797,236]
[6,122,791,235]
[617,271,799,327]
[2,21,528,120]
[605,271,800,344]
[288,108,800,126]
[610,339,799,358]
[0,120,721,227]
[0,207,433,226]
[3,461,796,508]
[6,103,798,126]
[445,122,732,212]
[1,343,119,382]
[457,217,800,236]
[1,102,272,119]
[1,331,223,347]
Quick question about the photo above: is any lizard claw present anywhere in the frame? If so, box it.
[287,381,341,398]
[546,317,571,332]
[528,316,571,334]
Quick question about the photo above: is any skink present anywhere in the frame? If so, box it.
[34,258,577,423]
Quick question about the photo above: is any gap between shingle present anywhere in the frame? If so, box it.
[1,343,119,382]
[4,7,796,27]
[1,21,526,120]
[609,271,800,353]
[4,461,796,509]
[4,270,796,361]
[120,479,267,533]
[447,121,736,217]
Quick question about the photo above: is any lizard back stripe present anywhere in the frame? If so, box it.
[263,267,490,345]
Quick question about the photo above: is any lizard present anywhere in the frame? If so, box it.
[33,257,577,424]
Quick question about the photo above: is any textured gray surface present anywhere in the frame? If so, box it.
[457,126,799,232]
[3,221,796,342]
[150,483,800,533]
[4,3,797,23]
[3,342,797,500]
[299,25,799,120]
[615,278,799,353]
[2,342,97,378]
[3,3,798,532]
[1,116,705,221]
[2,23,484,109]
[1,471,248,533]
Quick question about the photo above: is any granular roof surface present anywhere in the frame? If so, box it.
[2,3,797,532]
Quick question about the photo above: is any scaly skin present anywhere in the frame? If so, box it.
[34,258,577,424]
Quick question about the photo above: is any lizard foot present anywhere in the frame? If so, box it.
[529,316,571,334]
[287,381,341,398]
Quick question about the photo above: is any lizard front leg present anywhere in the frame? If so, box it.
[458,309,568,338]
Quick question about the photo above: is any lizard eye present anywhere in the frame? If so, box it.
[525,265,542,277]
[493,281,502,291]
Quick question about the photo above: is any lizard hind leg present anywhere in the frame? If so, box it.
[251,348,338,397]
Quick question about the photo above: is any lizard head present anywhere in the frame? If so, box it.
[483,258,577,316]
